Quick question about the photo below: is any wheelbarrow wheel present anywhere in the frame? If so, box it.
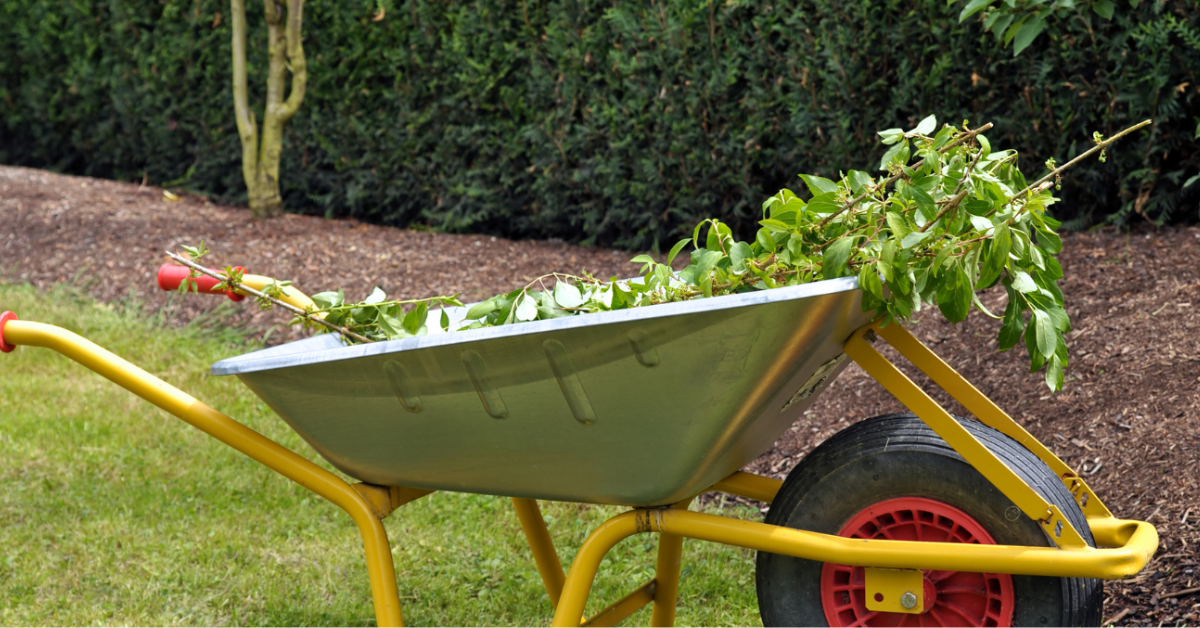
[755,413,1102,627]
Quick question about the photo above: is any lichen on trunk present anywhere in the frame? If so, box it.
[231,0,306,220]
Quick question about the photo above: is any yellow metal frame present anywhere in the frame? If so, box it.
[1,311,1157,627]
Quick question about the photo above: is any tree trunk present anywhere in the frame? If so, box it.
[231,0,306,220]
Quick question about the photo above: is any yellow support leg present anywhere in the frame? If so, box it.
[553,511,647,627]
[874,323,1112,519]
[649,498,692,627]
[710,471,782,504]
[512,498,567,609]
[2,320,405,627]
[583,579,657,627]
[843,325,1088,549]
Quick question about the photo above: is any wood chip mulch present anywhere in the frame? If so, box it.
[3,165,1198,626]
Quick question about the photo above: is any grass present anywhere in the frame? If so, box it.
[0,283,762,626]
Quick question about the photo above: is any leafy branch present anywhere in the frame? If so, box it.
[174,116,1149,391]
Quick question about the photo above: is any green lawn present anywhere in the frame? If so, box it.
[0,283,761,626]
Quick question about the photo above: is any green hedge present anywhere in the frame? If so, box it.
[1,0,1197,249]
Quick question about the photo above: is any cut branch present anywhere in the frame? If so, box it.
[165,251,371,344]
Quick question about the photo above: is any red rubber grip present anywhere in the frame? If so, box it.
[156,264,246,302]
[0,311,17,353]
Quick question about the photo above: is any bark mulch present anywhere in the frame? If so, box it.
[2,165,1198,626]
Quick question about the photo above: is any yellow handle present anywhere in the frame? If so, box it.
[1,320,403,626]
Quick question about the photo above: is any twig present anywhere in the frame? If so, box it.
[815,122,994,230]
[164,251,373,344]
[1161,586,1200,599]
[1103,608,1132,626]
[989,120,1152,218]
[918,189,970,233]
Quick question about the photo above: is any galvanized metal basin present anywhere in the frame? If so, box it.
[212,277,870,506]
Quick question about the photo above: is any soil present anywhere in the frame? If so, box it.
[2,165,1198,626]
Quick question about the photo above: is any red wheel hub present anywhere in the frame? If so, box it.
[820,497,1015,627]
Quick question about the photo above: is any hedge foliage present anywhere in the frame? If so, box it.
[1,0,1197,249]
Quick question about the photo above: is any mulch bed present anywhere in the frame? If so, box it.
[3,165,1198,626]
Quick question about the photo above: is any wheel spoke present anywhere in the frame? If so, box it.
[929,605,954,627]
[849,610,880,627]
[939,600,981,625]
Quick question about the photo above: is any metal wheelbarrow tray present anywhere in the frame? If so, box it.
[0,267,1160,627]
[211,276,870,507]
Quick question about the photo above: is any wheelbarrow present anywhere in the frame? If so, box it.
[0,264,1158,627]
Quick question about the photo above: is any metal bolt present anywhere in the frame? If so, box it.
[900,591,918,610]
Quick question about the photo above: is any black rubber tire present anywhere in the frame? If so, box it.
[755,413,1102,627]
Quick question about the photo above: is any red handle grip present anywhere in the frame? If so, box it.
[157,264,246,302]
[0,311,17,353]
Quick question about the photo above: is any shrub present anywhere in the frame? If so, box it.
[1,0,1196,249]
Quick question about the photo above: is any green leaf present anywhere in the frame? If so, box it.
[364,287,387,305]
[1045,355,1064,391]
[930,241,954,277]
[755,229,777,253]
[965,199,992,216]
[1035,227,1063,254]
[1012,17,1047,56]
[730,241,753,273]
[311,290,344,310]
[978,222,1011,288]
[858,264,884,300]
[885,212,910,240]
[879,140,906,170]
[959,0,997,21]
[986,13,1015,40]
[805,191,842,215]
[909,186,937,223]
[378,314,405,339]
[901,230,932,249]
[1010,269,1038,293]
[629,254,655,265]
[977,134,992,160]
[936,263,971,323]
[693,249,725,281]
[932,126,955,150]
[1092,0,1114,19]
[878,128,904,145]
[515,293,539,322]
[554,281,584,308]
[912,114,937,136]
[1032,309,1056,360]
[848,170,873,195]
[799,174,839,196]
[403,301,429,334]
[759,218,791,232]
[1024,318,1046,372]
[971,290,1001,319]
[969,215,994,233]
[440,308,450,331]
[465,299,497,320]
[821,237,858,280]
[666,238,691,267]
[998,288,1025,351]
